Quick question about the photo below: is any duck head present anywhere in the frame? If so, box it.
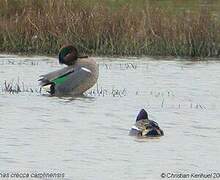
[58,45,89,66]
[58,45,78,66]
[136,109,149,121]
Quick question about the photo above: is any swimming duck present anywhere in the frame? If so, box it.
[129,109,164,137]
[39,45,98,96]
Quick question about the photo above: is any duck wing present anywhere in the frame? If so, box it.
[149,119,159,128]
[39,65,92,95]
[54,66,92,94]
[39,66,75,86]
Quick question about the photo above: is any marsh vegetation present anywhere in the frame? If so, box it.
[1,0,220,57]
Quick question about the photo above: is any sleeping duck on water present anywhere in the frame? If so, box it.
[129,109,164,137]
[39,45,98,96]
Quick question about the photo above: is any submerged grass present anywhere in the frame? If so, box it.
[1,79,207,109]
[0,0,220,57]
[2,80,41,94]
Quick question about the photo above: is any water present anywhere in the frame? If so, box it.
[0,55,220,180]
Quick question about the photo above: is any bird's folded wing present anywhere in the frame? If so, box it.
[54,67,92,93]
[38,66,75,86]
[39,65,92,89]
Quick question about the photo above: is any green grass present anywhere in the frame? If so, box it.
[1,0,220,57]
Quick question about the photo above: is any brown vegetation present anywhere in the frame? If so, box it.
[0,0,220,57]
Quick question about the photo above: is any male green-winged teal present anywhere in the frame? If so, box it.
[39,45,98,96]
[129,109,164,137]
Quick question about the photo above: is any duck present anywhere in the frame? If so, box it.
[39,45,98,96]
[129,109,164,137]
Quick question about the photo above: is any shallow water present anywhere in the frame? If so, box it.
[0,55,220,180]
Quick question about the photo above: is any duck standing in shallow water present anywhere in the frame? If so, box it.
[129,109,164,137]
[39,45,98,96]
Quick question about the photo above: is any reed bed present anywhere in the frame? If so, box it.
[0,0,220,57]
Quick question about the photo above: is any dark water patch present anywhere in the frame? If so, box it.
[191,125,219,131]
[39,119,51,123]
[64,149,74,152]
[5,137,18,141]
[184,131,209,138]
[61,158,74,163]
[113,127,129,132]
[6,144,22,147]
[107,136,118,140]
[22,127,37,131]
[59,119,72,123]
[0,157,18,164]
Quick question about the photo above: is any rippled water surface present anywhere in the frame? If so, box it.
[0,55,220,180]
